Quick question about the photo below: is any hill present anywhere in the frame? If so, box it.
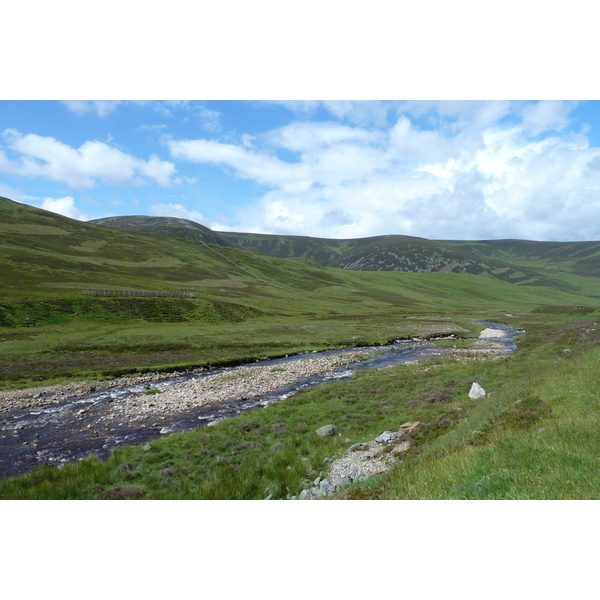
[443,239,600,278]
[221,232,600,295]
[2,194,600,388]
[0,196,339,297]
[83,214,600,291]
[216,231,600,293]
[90,215,238,248]
[3,196,600,502]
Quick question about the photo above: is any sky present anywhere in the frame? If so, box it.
[3,99,600,242]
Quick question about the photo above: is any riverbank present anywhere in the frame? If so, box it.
[0,325,512,413]
[0,324,518,479]
[0,351,375,414]
[7,316,600,501]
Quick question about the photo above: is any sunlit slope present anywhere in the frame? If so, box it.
[216,232,584,289]
[443,239,600,277]
[0,197,344,296]
[2,196,600,319]
[3,197,600,387]
[84,214,600,294]
[221,231,357,263]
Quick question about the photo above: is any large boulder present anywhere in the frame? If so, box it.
[315,424,338,437]
[469,382,486,399]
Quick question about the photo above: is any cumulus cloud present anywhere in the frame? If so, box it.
[41,196,89,220]
[520,100,577,136]
[324,208,356,227]
[0,129,179,189]
[167,101,600,241]
[168,138,307,190]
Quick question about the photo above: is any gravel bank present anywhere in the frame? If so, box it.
[114,351,379,422]
[0,350,379,416]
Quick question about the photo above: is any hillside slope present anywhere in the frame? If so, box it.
[0,197,340,297]
[221,232,569,288]
[222,232,600,293]
[443,239,600,277]
[79,215,600,288]
[90,215,238,248]
[3,195,600,388]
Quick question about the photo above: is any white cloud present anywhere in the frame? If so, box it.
[520,100,577,136]
[62,101,122,118]
[169,102,600,241]
[269,121,383,153]
[0,129,179,189]
[41,196,89,220]
[168,138,307,190]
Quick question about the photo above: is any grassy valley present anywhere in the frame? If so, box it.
[1,196,600,499]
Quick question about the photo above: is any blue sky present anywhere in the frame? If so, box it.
[2,100,600,241]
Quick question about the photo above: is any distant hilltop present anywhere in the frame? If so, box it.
[90,213,600,287]
[89,215,238,248]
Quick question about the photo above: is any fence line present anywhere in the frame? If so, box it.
[82,290,198,298]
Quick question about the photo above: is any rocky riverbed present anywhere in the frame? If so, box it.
[0,322,522,479]
[0,352,375,415]
[0,350,382,477]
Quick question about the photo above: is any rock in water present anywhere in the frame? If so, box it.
[469,382,486,399]
[315,424,338,437]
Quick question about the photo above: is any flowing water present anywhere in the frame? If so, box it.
[0,321,522,479]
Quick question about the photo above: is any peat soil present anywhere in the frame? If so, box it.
[0,321,521,479]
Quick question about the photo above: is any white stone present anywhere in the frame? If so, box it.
[478,328,505,339]
[469,382,486,399]
[315,424,338,437]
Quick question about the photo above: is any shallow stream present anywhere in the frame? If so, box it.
[0,320,522,479]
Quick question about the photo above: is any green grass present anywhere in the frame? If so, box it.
[1,266,598,388]
[2,196,600,499]
[3,312,600,500]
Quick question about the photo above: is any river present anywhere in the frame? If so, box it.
[0,320,522,479]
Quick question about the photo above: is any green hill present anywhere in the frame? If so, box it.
[444,239,600,277]
[0,196,339,297]
[90,215,238,248]
[2,194,600,388]
[82,214,600,292]
[3,196,600,500]
[217,231,600,294]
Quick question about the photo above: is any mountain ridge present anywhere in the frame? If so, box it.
[2,197,599,298]
[85,213,600,290]
[90,215,238,248]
